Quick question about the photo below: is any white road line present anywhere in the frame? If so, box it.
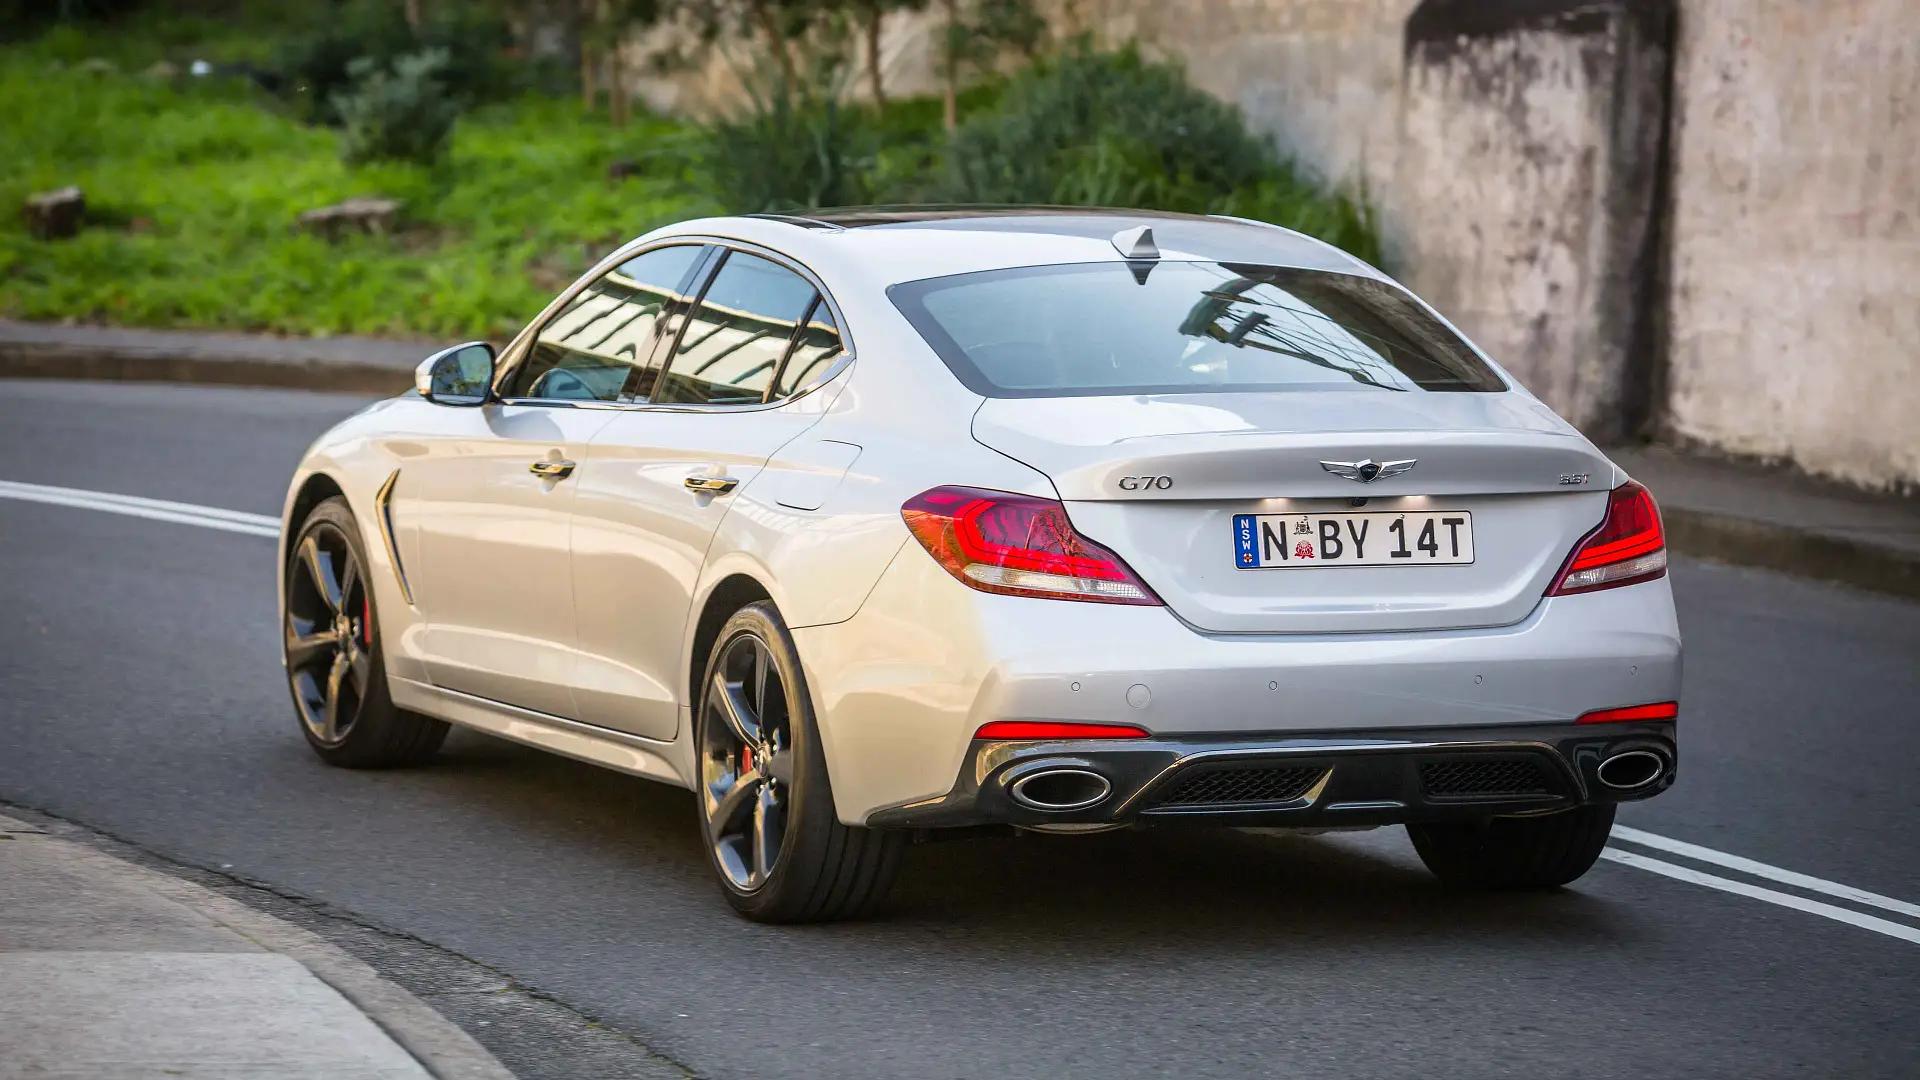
[0,480,279,538]
[1612,825,1920,922]
[1602,848,1920,945]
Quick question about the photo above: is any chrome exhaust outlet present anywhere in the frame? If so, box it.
[1596,749,1669,791]
[1008,768,1112,812]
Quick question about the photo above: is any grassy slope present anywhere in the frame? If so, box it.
[3,11,1380,340]
[1,20,709,339]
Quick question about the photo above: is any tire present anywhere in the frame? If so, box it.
[1407,804,1615,890]
[694,601,904,923]
[283,497,448,769]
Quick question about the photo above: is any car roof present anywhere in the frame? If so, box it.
[635,206,1382,290]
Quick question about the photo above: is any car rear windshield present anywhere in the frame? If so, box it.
[888,261,1505,397]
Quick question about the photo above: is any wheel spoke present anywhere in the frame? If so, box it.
[300,534,344,614]
[321,654,348,741]
[710,671,761,746]
[339,550,359,606]
[285,619,335,670]
[751,784,782,884]
[344,644,370,696]
[708,769,762,834]
[750,638,769,717]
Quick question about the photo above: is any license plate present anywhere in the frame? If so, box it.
[1232,510,1474,569]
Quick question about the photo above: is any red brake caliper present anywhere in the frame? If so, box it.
[362,596,372,645]
[741,744,754,774]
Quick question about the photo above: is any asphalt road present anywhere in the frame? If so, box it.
[2,378,1917,1080]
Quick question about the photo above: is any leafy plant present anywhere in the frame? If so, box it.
[941,41,1379,261]
[273,0,507,124]
[701,54,876,211]
[334,48,460,166]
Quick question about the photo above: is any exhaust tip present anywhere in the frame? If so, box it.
[1008,767,1112,812]
[1596,749,1669,791]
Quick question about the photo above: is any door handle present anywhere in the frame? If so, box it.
[684,475,739,495]
[529,459,576,480]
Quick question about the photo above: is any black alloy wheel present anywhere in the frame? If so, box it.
[285,519,371,747]
[283,497,447,768]
[693,601,904,922]
[699,629,793,891]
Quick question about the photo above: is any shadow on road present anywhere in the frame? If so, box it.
[416,728,1634,955]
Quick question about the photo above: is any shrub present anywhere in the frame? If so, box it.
[274,0,507,124]
[334,49,459,166]
[701,62,876,211]
[943,42,1379,262]
[0,0,143,42]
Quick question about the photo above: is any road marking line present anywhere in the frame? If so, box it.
[0,480,280,538]
[0,480,278,526]
[1602,848,1920,945]
[1611,825,1920,922]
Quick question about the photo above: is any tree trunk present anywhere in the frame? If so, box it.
[608,41,627,127]
[940,0,959,132]
[749,0,798,91]
[863,9,886,107]
[403,0,422,34]
[570,0,592,111]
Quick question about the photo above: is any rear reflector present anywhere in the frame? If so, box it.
[1548,480,1668,595]
[1577,701,1679,724]
[901,486,1160,605]
[974,721,1151,740]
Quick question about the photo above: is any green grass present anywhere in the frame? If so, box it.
[2,12,1380,340]
[0,40,709,339]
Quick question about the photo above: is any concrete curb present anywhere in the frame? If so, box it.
[0,320,422,396]
[1663,507,1920,601]
[0,811,516,1080]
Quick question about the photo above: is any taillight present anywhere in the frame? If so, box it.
[901,486,1161,605]
[1547,480,1667,595]
[974,721,1150,740]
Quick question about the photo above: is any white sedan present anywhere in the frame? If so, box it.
[278,208,1681,922]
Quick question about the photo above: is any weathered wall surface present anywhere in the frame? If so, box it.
[1077,1,1675,440]
[621,0,1919,488]
[1661,0,1920,489]
[1068,0,1414,195]
[1393,1,1672,439]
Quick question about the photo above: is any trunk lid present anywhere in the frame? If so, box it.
[973,390,1617,633]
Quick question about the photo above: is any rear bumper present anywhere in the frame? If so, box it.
[866,720,1676,830]
[795,546,1681,826]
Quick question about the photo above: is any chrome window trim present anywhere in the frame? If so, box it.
[489,233,855,414]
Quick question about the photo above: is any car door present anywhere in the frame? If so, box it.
[404,243,709,719]
[569,247,850,740]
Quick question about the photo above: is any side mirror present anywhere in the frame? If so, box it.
[414,342,496,407]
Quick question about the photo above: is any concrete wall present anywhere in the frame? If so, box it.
[1067,0,1413,195]
[1393,1,1672,440]
[1661,0,1920,489]
[618,0,1920,489]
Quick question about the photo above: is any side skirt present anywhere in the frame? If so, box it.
[388,677,694,791]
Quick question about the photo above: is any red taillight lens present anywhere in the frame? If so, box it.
[973,721,1151,740]
[1547,480,1668,595]
[1577,701,1679,724]
[901,486,1161,605]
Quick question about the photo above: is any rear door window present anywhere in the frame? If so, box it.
[774,299,844,398]
[654,251,818,406]
[889,261,1505,398]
